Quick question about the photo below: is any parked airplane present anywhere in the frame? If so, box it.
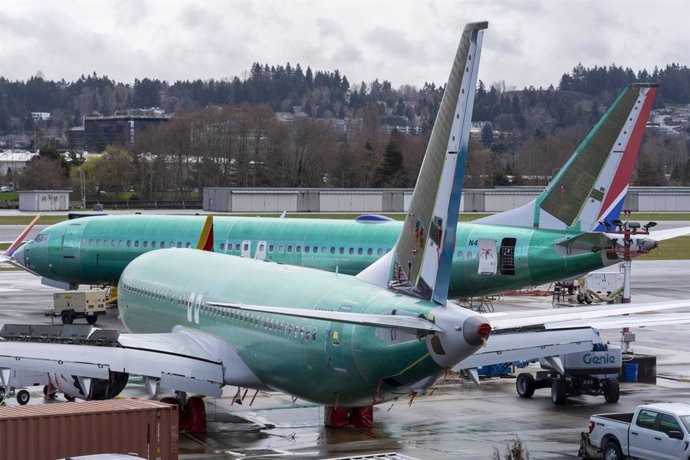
[2,23,690,432]
[12,85,675,299]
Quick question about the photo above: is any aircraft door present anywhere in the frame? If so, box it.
[240,240,251,258]
[255,240,267,260]
[61,224,82,260]
[325,318,347,375]
[477,238,497,275]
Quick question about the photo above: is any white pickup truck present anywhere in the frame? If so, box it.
[584,403,690,460]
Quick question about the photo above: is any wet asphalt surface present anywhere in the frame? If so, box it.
[1,261,690,459]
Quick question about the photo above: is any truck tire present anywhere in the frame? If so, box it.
[516,373,536,398]
[603,439,623,460]
[551,378,567,405]
[86,315,98,325]
[61,310,73,324]
[604,380,620,403]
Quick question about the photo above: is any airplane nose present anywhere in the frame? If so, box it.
[13,245,25,267]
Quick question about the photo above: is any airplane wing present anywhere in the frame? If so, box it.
[206,301,442,332]
[0,325,226,398]
[483,299,690,331]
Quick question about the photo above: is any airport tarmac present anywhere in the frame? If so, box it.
[1,262,690,459]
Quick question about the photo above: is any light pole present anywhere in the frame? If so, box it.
[79,168,86,209]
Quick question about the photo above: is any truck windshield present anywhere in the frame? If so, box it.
[680,415,690,432]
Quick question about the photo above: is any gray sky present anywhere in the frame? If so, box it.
[2,0,689,90]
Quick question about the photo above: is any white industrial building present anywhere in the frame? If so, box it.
[0,150,36,175]
[18,190,71,211]
[204,186,690,213]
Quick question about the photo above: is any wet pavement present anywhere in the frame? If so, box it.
[1,261,690,459]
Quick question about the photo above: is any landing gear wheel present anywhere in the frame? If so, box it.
[61,311,73,324]
[16,390,30,405]
[603,440,623,460]
[551,379,567,405]
[186,396,207,434]
[516,373,536,398]
[604,380,620,403]
[43,385,57,399]
[86,315,98,325]
[64,394,76,402]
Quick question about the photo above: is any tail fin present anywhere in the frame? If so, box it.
[476,83,658,231]
[196,215,214,251]
[1,213,42,261]
[357,21,488,305]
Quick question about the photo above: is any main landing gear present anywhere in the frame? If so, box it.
[160,391,207,434]
[324,406,374,428]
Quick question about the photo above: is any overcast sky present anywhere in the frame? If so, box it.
[2,0,689,90]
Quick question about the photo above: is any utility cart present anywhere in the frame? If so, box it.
[46,290,107,325]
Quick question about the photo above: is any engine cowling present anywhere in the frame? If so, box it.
[50,371,129,400]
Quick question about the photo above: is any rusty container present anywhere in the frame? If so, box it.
[0,399,178,460]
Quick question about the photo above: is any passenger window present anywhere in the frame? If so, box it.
[111,240,116,247]
[466,251,472,259]
[268,244,274,253]
[377,248,383,256]
[258,242,265,251]
[278,244,284,253]
[287,245,293,253]
[348,248,354,255]
[96,239,101,246]
[322,246,327,254]
[367,248,373,256]
[160,241,165,248]
[104,240,109,247]
[296,245,301,253]
[636,410,658,430]
[314,246,318,253]
[339,247,344,254]
[151,241,157,248]
[177,242,182,248]
[119,240,123,247]
[220,243,225,250]
[305,246,310,253]
[357,248,363,255]
[312,329,317,342]
[243,243,250,251]
[659,414,682,435]
[185,242,191,248]
[143,241,148,248]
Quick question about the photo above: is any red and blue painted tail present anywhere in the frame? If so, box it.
[477,84,657,232]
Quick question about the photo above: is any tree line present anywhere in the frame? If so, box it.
[5,62,690,197]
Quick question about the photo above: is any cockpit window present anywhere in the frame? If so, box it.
[33,233,49,243]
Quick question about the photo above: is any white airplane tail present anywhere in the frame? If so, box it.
[476,83,658,232]
[357,21,487,305]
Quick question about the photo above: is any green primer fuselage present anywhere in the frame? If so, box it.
[119,249,478,406]
[23,215,616,297]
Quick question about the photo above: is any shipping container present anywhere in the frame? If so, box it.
[0,399,178,460]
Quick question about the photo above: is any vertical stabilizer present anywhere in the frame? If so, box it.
[357,22,487,305]
[475,83,657,231]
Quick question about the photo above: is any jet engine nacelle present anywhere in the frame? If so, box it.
[50,371,129,400]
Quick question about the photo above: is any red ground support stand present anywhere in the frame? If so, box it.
[350,406,374,428]
[324,406,350,428]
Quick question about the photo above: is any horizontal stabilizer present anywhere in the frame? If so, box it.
[485,299,690,331]
[555,232,613,254]
[206,301,442,332]
[454,327,600,370]
[544,313,690,330]
[647,227,690,242]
